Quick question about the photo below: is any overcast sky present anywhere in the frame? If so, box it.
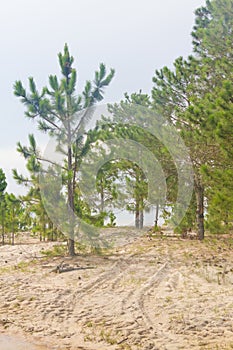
[0,0,206,194]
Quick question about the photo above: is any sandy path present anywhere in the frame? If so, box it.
[0,233,233,349]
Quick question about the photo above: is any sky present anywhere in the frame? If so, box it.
[0,0,206,195]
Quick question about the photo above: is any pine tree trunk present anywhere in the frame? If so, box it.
[66,70,76,257]
[194,177,205,240]
[12,209,15,245]
[43,217,46,242]
[135,170,140,229]
[154,202,159,228]
[68,237,75,256]
[1,208,5,245]
[100,181,104,213]
[135,200,140,229]
[139,210,143,229]
[49,221,53,241]
[67,145,75,256]
[54,227,56,241]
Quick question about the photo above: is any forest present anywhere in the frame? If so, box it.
[0,0,233,257]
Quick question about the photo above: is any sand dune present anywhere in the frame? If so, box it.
[0,231,233,349]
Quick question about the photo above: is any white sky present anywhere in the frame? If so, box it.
[0,0,206,194]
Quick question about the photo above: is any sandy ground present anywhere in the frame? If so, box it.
[0,230,233,350]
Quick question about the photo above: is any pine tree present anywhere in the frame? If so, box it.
[96,92,178,229]
[0,168,7,244]
[151,0,233,239]
[13,134,64,242]
[191,0,233,234]
[5,193,22,245]
[14,44,115,255]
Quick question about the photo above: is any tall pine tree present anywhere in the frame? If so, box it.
[14,44,114,255]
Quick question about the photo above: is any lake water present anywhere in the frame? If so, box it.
[0,335,48,350]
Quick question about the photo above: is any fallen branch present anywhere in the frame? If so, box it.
[117,337,128,345]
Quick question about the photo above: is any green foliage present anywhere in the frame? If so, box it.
[0,168,7,244]
[11,3,233,241]
[106,92,179,228]
[174,194,196,234]
[106,212,116,227]
[0,171,25,244]
[192,0,233,62]
[0,169,7,193]
[14,44,115,255]
[151,0,233,238]
[13,135,61,241]
[4,194,23,240]
[41,244,67,257]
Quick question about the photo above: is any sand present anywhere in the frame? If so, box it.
[0,230,233,350]
[0,334,48,350]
